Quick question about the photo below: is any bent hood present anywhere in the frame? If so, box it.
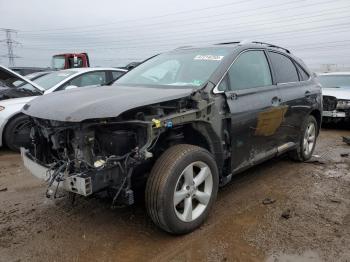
[322,87,350,100]
[22,85,194,122]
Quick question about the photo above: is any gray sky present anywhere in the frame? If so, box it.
[0,0,349,69]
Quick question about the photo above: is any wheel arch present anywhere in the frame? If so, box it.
[155,121,225,175]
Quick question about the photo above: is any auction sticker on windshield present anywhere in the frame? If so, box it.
[194,55,224,61]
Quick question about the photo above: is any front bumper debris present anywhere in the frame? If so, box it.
[323,110,347,118]
[21,148,93,196]
[21,148,50,180]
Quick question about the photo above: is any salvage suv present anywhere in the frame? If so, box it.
[21,41,322,234]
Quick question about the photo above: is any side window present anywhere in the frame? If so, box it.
[68,71,107,88]
[269,52,299,83]
[111,71,124,81]
[295,63,310,81]
[228,50,272,91]
[217,75,229,91]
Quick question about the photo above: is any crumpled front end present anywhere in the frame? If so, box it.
[21,88,219,206]
[22,117,154,205]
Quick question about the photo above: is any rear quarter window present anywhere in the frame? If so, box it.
[269,52,299,83]
[112,71,125,80]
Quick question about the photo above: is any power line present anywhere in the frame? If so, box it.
[10,0,350,67]
[19,21,350,51]
[20,0,338,36]
[18,4,350,42]
[18,14,350,51]
[0,28,21,66]
[20,39,350,54]
[19,22,350,52]
[17,0,273,33]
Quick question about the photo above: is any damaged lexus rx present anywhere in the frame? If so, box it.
[21,42,322,234]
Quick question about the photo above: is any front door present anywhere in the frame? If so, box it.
[221,50,284,173]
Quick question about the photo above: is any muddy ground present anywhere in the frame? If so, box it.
[0,128,349,262]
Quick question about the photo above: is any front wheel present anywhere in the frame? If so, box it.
[145,144,219,234]
[289,115,318,162]
[4,114,32,152]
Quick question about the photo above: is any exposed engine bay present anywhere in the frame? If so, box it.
[24,92,223,206]
[27,118,150,205]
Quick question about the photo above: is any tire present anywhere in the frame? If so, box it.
[4,114,32,152]
[145,144,219,234]
[289,115,318,162]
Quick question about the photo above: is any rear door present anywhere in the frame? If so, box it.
[221,49,283,173]
[268,51,310,144]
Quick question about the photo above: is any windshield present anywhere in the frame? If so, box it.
[115,48,230,88]
[52,56,66,70]
[318,75,350,88]
[20,70,77,90]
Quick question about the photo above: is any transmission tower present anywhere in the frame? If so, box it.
[0,28,20,66]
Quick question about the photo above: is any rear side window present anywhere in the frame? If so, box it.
[269,52,299,83]
[228,50,272,90]
[112,71,124,81]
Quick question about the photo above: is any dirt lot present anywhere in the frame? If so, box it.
[0,128,349,262]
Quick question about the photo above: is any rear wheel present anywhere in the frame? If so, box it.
[4,114,32,152]
[145,144,219,234]
[289,115,318,161]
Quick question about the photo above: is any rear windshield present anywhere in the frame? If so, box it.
[115,48,230,88]
[317,75,350,88]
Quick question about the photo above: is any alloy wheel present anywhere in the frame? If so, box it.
[173,161,213,222]
[303,122,316,156]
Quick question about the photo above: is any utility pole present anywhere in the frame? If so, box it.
[0,28,20,66]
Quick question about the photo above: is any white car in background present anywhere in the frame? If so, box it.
[0,67,127,151]
[317,72,350,124]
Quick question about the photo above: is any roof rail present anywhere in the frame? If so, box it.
[215,40,290,53]
[215,41,241,45]
[251,41,290,53]
[174,45,193,50]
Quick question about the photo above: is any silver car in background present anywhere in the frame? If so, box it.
[317,72,350,123]
[0,67,127,151]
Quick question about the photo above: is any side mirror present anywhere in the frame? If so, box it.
[65,85,78,90]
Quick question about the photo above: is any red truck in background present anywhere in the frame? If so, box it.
[51,53,90,70]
